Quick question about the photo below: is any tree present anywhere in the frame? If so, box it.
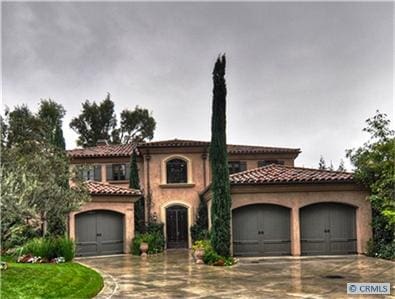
[119,107,156,143]
[337,159,346,172]
[346,111,394,259]
[318,156,327,170]
[129,150,145,233]
[328,161,334,171]
[190,195,209,243]
[37,99,66,149]
[5,105,46,147]
[70,94,156,147]
[69,93,118,147]
[209,55,232,257]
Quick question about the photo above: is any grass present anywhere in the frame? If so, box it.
[0,258,103,299]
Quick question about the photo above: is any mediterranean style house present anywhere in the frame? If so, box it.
[67,139,371,257]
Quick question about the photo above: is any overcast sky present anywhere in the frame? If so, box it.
[2,1,393,169]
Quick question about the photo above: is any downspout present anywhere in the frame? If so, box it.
[145,153,151,223]
[202,152,208,188]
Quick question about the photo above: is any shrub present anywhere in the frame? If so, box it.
[367,239,395,260]
[195,239,236,266]
[22,237,75,261]
[131,230,165,256]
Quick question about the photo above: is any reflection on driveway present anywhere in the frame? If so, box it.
[77,250,394,298]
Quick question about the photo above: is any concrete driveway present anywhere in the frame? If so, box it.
[77,250,394,299]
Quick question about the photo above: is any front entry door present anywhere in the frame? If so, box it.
[166,205,188,248]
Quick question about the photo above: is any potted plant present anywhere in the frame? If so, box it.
[140,242,148,257]
[192,240,209,264]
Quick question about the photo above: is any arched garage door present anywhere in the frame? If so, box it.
[232,204,291,256]
[300,203,356,255]
[76,210,124,256]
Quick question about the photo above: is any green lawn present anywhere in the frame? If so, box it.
[1,257,103,299]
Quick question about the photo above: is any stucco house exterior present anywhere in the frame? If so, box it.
[67,138,371,257]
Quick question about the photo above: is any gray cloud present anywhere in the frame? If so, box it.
[2,1,393,169]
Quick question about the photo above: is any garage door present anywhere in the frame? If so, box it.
[232,204,291,256]
[75,210,124,256]
[300,203,356,255]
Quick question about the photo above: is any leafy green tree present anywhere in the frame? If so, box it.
[337,159,346,172]
[70,94,156,147]
[5,105,45,147]
[129,150,145,233]
[209,55,232,257]
[69,93,118,147]
[120,107,156,143]
[38,99,66,149]
[328,161,334,171]
[346,111,395,259]
[318,156,327,170]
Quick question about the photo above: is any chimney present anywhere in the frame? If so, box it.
[97,139,108,146]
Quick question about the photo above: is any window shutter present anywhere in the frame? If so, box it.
[240,161,247,172]
[106,165,113,181]
[94,165,102,181]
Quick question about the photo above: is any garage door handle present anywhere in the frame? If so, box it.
[258,231,264,235]
[324,229,330,233]
[96,233,102,237]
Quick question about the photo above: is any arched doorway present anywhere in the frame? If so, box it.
[300,203,357,255]
[232,204,291,256]
[166,205,188,248]
[75,210,124,256]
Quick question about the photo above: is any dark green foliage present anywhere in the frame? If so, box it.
[129,150,145,233]
[69,93,118,147]
[131,222,165,255]
[190,195,209,243]
[37,99,66,150]
[346,111,395,260]
[196,239,235,266]
[22,237,75,261]
[337,159,346,172]
[119,106,156,143]
[70,94,156,147]
[209,55,231,257]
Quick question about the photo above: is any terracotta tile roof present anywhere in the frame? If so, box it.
[230,164,354,185]
[139,139,300,153]
[85,181,141,196]
[68,139,299,158]
[67,143,136,158]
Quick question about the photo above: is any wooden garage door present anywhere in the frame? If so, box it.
[75,210,124,256]
[232,204,291,256]
[300,203,357,255]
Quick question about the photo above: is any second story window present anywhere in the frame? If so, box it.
[258,160,285,167]
[166,159,187,184]
[80,165,101,181]
[228,161,247,174]
[107,164,128,181]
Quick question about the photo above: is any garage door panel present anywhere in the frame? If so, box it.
[300,203,356,255]
[76,210,124,256]
[232,204,291,256]
[233,205,260,256]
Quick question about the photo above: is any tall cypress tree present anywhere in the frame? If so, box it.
[129,149,145,233]
[209,55,231,257]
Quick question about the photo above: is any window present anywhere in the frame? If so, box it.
[257,160,285,167]
[166,159,187,184]
[106,164,128,181]
[228,161,247,174]
[80,165,101,181]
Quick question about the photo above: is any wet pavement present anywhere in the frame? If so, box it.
[77,250,394,299]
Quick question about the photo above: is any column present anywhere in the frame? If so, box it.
[291,206,301,256]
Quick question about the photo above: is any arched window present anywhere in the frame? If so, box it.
[166,159,187,184]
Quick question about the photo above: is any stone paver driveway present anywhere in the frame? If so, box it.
[77,250,394,299]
